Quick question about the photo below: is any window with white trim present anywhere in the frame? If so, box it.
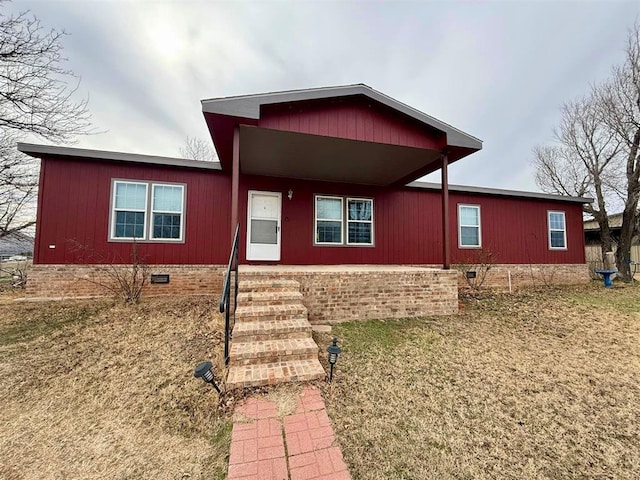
[315,196,343,244]
[458,204,481,248]
[112,181,148,240]
[548,211,567,249]
[314,195,373,246]
[110,180,185,242]
[347,198,373,245]
[151,184,184,240]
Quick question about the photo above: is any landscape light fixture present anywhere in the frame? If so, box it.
[326,337,342,383]
[194,361,221,394]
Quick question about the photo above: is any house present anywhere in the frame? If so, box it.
[18,84,590,386]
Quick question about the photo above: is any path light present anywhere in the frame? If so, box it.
[194,361,221,394]
[326,337,342,383]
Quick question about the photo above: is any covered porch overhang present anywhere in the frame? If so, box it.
[201,84,483,268]
[230,124,462,187]
[203,120,479,188]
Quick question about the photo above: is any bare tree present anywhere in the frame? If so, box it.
[0,3,91,237]
[534,23,640,280]
[179,136,217,161]
[533,92,623,260]
[0,5,91,140]
[0,132,37,236]
[595,22,640,281]
[453,248,495,292]
[68,240,149,304]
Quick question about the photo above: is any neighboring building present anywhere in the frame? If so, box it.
[584,213,640,268]
[0,232,34,261]
[18,84,590,306]
[584,213,624,246]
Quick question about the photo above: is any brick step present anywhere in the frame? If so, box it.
[229,337,318,366]
[226,358,326,389]
[233,318,312,341]
[235,303,308,322]
[238,279,300,294]
[236,289,304,307]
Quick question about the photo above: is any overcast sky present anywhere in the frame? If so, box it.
[8,0,640,192]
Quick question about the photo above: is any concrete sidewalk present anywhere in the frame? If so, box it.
[228,386,351,480]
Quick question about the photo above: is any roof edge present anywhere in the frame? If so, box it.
[17,143,222,171]
[201,84,482,150]
[407,181,593,204]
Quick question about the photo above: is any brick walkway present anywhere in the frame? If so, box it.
[228,386,351,480]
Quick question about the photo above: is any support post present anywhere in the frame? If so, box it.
[441,152,450,269]
[231,126,240,241]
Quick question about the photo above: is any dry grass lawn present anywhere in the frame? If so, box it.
[317,283,640,480]
[0,295,231,480]
[3,283,640,479]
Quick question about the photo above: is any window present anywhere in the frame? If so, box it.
[347,198,373,245]
[112,181,147,239]
[315,196,343,244]
[151,185,184,240]
[110,180,185,242]
[458,204,481,248]
[548,211,566,249]
[314,195,373,246]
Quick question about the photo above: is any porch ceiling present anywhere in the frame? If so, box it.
[239,125,442,186]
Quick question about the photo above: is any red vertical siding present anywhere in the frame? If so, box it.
[238,176,441,265]
[32,158,46,264]
[238,177,586,265]
[259,97,446,151]
[34,158,585,266]
[35,157,231,264]
[449,193,585,265]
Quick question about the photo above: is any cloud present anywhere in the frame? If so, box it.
[6,0,640,191]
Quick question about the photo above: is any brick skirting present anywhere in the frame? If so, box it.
[453,263,590,291]
[26,264,226,300]
[239,266,459,324]
[25,263,588,320]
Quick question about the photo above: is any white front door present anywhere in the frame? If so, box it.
[246,190,281,261]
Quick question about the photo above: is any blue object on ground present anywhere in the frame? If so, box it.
[594,269,617,288]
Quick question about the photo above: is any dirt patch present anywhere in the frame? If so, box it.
[319,284,640,479]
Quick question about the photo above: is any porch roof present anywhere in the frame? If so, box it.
[202,84,482,186]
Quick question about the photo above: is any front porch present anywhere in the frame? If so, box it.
[203,85,484,270]
[239,264,458,323]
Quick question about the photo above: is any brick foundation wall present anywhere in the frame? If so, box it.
[26,264,226,300]
[25,263,588,319]
[240,267,459,324]
[453,263,589,291]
